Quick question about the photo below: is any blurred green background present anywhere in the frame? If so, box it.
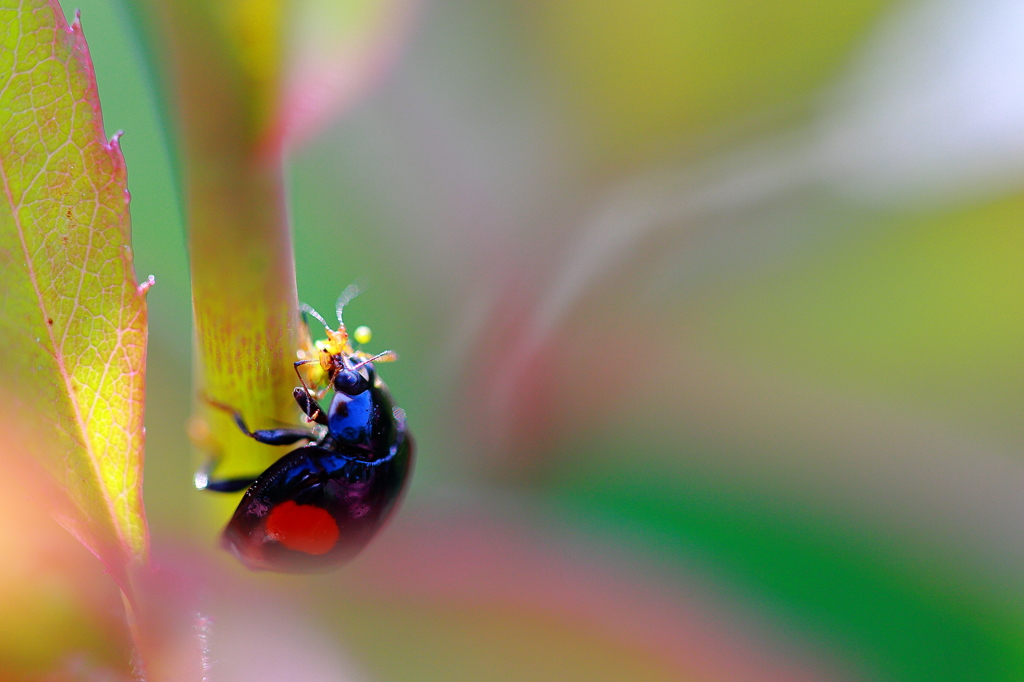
[19,0,1024,679]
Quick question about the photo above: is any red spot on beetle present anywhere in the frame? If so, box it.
[264,500,339,555]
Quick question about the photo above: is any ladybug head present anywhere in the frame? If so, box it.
[332,363,370,396]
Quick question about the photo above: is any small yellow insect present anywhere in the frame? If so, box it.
[295,284,395,401]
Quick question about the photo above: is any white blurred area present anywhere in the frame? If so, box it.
[823,0,1024,203]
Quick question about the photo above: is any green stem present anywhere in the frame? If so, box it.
[130,0,300,475]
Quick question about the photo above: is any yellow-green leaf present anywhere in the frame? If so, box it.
[0,0,149,584]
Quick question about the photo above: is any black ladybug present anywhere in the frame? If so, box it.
[196,286,413,572]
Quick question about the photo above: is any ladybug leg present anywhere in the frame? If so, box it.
[294,359,330,400]
[202,477,257,492]
[292,387,328,425]
[206,398,315,445]
[192,445,260,493]
[230,411,315,446]
[195,401,313,494]
[194,461,257,492]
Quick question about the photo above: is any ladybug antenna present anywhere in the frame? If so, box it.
[336,280,367,330]
[299,303,333,332]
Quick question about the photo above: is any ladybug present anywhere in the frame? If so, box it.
[195,285,413,573]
